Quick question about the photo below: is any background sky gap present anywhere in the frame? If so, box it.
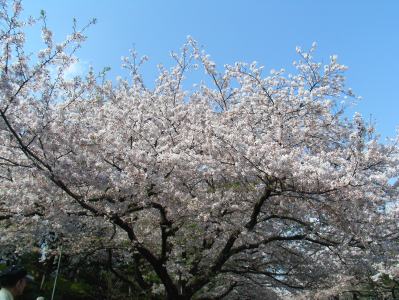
[22,0,399,139]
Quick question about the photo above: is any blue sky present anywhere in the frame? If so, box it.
[22,0,399,139]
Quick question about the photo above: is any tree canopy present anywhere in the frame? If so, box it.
[0,1,398,299]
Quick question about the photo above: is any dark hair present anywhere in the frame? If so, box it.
[0,265,27,287]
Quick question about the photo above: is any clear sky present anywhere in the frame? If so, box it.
[22,0,399,139]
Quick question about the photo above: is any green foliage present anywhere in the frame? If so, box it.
[336,275,399,300]
[0,250,157,300]
[0,263,6,271]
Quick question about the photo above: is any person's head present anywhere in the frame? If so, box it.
[0,265,29,296]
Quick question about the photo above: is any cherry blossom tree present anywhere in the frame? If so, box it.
[0,1,398,299]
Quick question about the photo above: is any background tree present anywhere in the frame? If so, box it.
[0,1,398,299]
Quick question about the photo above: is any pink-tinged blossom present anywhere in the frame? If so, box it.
[0,2,398,299]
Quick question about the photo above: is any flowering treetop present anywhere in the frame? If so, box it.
[0,1,398,299]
